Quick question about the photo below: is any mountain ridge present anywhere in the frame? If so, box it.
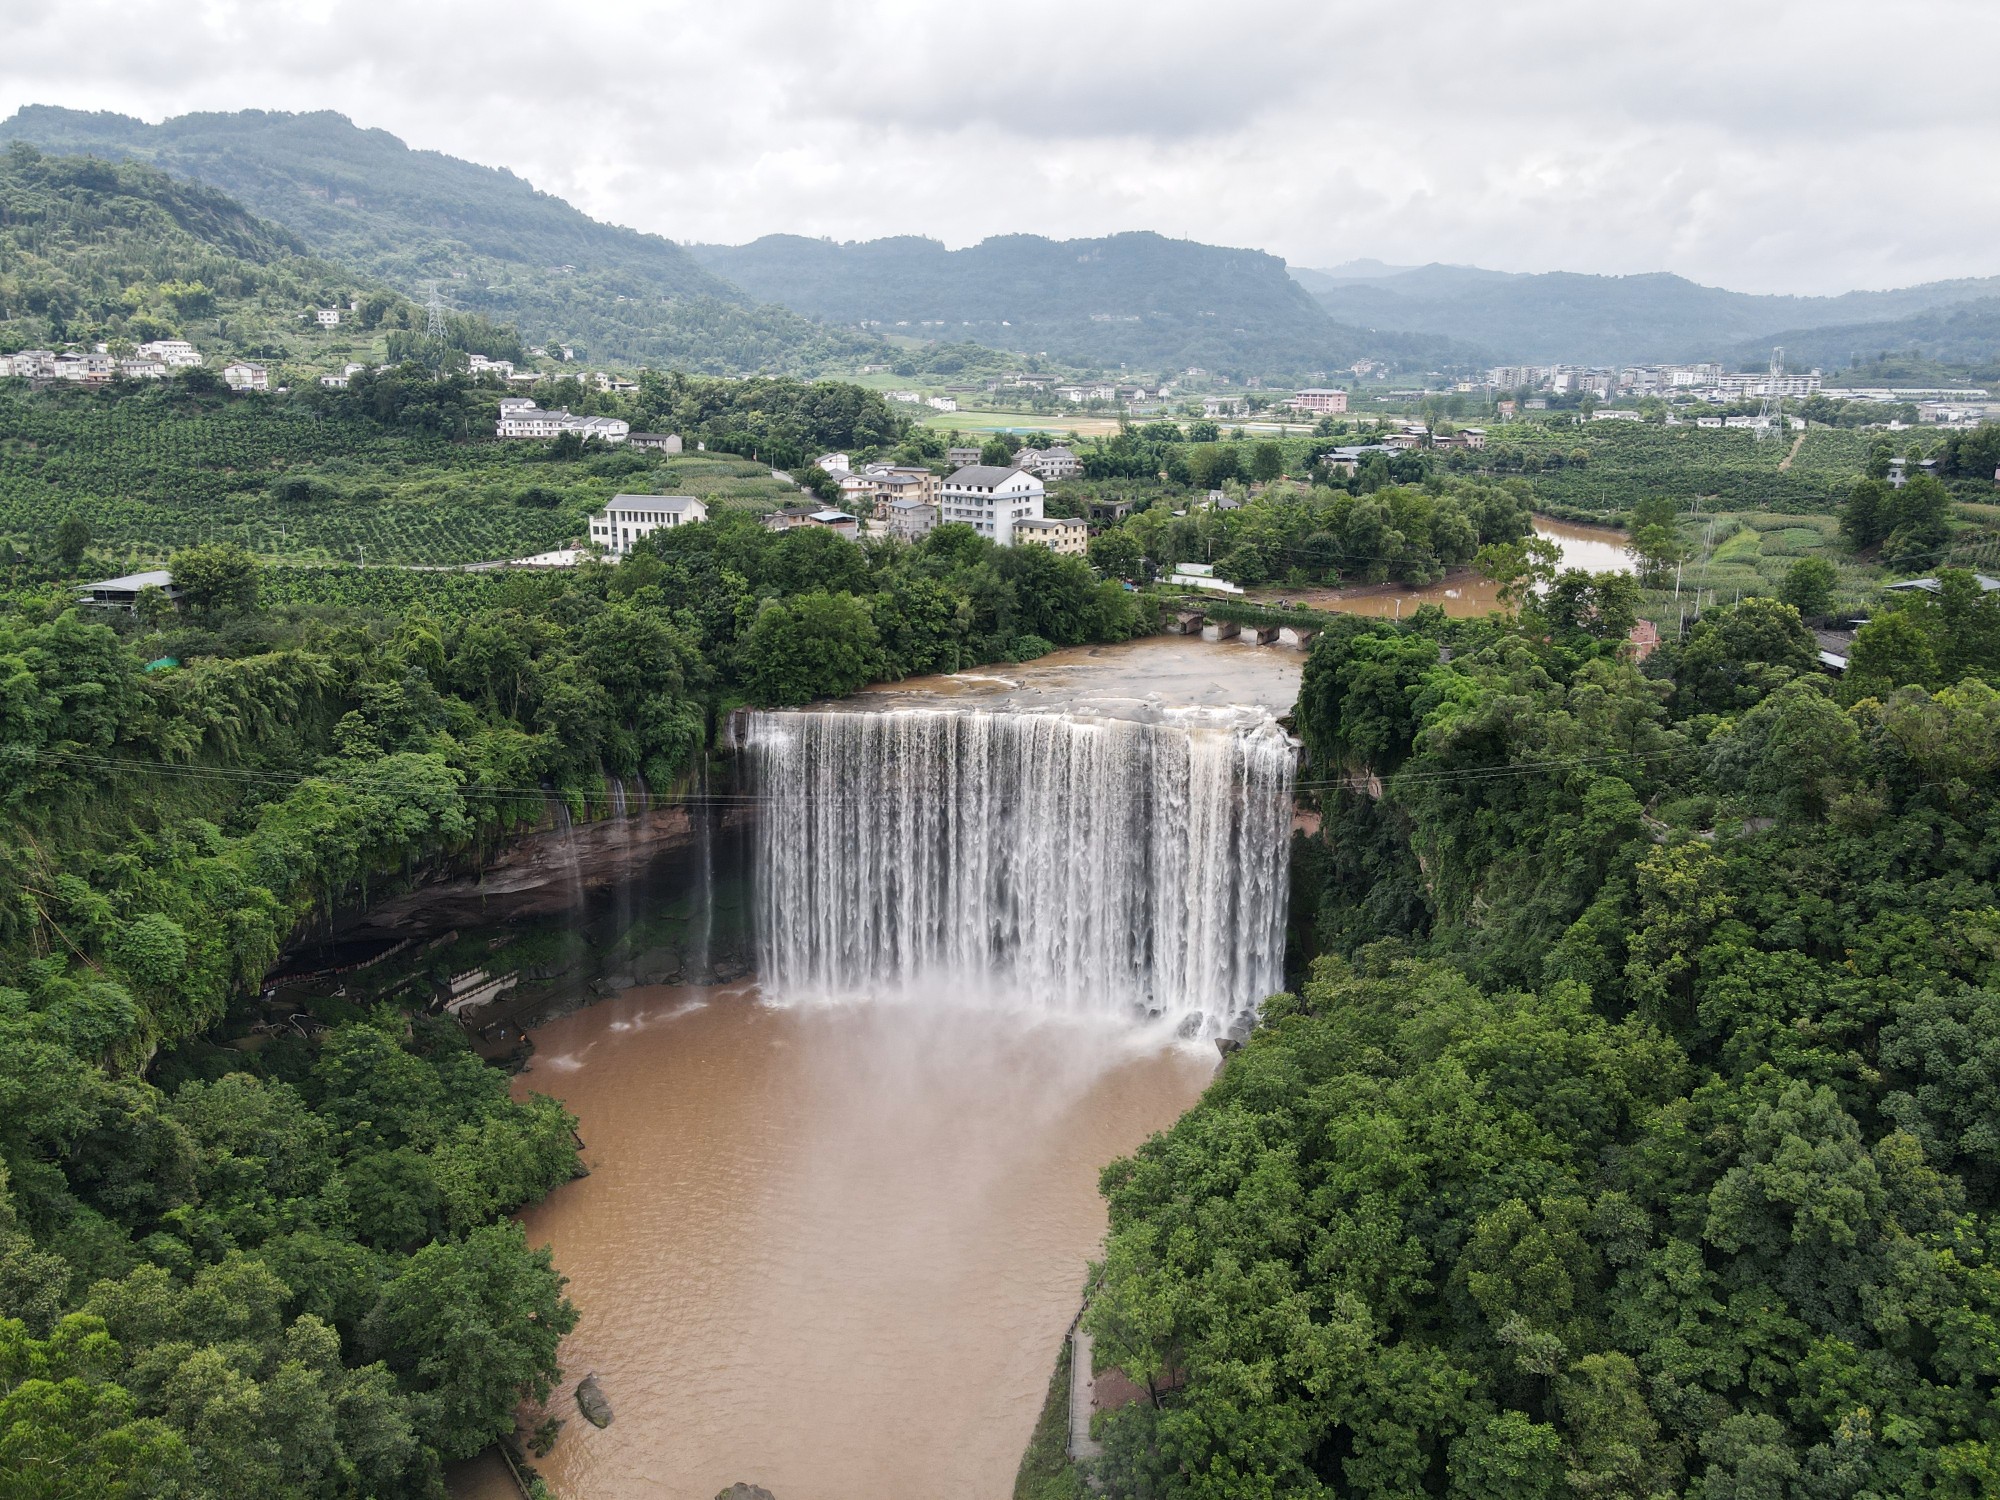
[1295,261,2000,365]
[0,106,887,375]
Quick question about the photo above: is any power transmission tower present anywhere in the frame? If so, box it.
[1757,345,1785,441]
[424,281,448,339]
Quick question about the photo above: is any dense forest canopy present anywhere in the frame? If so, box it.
[1084,573,2000,1500]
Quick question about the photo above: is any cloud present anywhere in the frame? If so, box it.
[0,0,1994,294]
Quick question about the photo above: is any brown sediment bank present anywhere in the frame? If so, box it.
[451,987,1213,1500]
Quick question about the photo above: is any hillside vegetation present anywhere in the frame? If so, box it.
[0,143,515,377]
[0,107,888,376]
[689,231,1467,379]
[1088,581,2000,1499]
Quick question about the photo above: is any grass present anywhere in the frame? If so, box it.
[1013,1335,1089,1500]
[921,408,1127,438]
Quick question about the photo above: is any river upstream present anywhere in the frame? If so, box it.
[451,639,1305,1500]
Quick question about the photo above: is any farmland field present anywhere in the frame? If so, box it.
[0,385,801,567]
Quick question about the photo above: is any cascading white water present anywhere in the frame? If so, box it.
[747,705,1295,1036]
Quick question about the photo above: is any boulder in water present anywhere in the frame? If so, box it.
[716,1487,776,1500]
[575,1372,614,1427]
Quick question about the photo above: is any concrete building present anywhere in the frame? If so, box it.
[805,509,861,538]
[1287,388,1349,414]
[884,499,940,541]
[495,399,629,443]
[941,465,1046,545]
[222,362,269,391]
[1012,515,1090,556]
[587,495,707,556]
[815,452,852,474]
[314,309,341,327]
[627,432,684,454]
[136,339,202,368]
[1014,446,1082,480]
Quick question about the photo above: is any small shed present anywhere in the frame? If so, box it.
[80,569,179,610]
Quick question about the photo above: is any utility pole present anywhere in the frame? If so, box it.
[1757,346,1785,441]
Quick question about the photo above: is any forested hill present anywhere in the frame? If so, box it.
[0,144,518,376]
[1722,296,2000,383]
[1089,582,2000,1499]
[688,231,1466,379]
[1298,260,2000,366]
[0,106,889,376]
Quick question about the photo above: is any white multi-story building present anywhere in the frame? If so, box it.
[222,362,269,391]
[587,495,708,556]
[1013,445,1083,480]
[940,465,1046,545]
[467,354,515,378]
[0,350,57,378]
[926,395,958,412]
[495,399,629,443]
[815,452,851,474]
[137,339,202,368]
[315,309,341,327]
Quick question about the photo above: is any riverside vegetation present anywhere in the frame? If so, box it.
[1077,573,2000,1499]
[0,461,1150,1496]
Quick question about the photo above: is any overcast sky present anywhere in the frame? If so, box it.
[4,0,1995,295]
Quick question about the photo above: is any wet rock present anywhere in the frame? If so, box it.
[576,1373,613,1428]
[710,958,748,983]
[715,1486,776,1500]
[604,975,637,992]
[629,946,681,985]
[1216,1037,1242,1057]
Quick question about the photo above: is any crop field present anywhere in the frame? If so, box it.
[0,387,800,566]
[1477,422,1875,515]
[920,407,1126,438]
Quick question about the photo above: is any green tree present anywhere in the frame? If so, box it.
[54,515,91,575]
[738,591,881,706]
[170,543,260,620]
[364,1223,576,1461]
[1777,555,1838,619]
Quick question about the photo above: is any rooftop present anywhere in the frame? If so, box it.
[83,569,175,593]
[945,465,1030,487]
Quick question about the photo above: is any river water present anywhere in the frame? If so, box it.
[1260,514,1634,618]
[464,990,1213,1500]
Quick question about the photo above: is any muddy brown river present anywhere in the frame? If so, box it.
[451,988,1213,1500]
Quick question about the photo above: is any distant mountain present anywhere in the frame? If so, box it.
[1296,263,2000,366]
[1723,297,2000,380]
[0,106,886,376]
[1289,260,1424,292]
[0,142,499,372]
[688,232,1464,378]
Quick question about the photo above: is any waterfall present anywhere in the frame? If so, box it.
[747,706,1295,1036]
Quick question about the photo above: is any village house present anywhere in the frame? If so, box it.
[586,495,708,556]
[78,569,181,611]
[1012,446,1082,480]
[941,465,1046,545]
[1286,388,1349,414]
[816,452,851,474]
[946,446,983,470]
[495,398,629,443]
[222,362,269,392]
[1203,396,1247,419]
[314,309,341,327]
[319,362,368,389]
[136,339,202,368]
[805,509,861,538]
[627,432,684,454]
[884,499,940,541]
[467,354,515,379]
[1011,515,1090,556]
